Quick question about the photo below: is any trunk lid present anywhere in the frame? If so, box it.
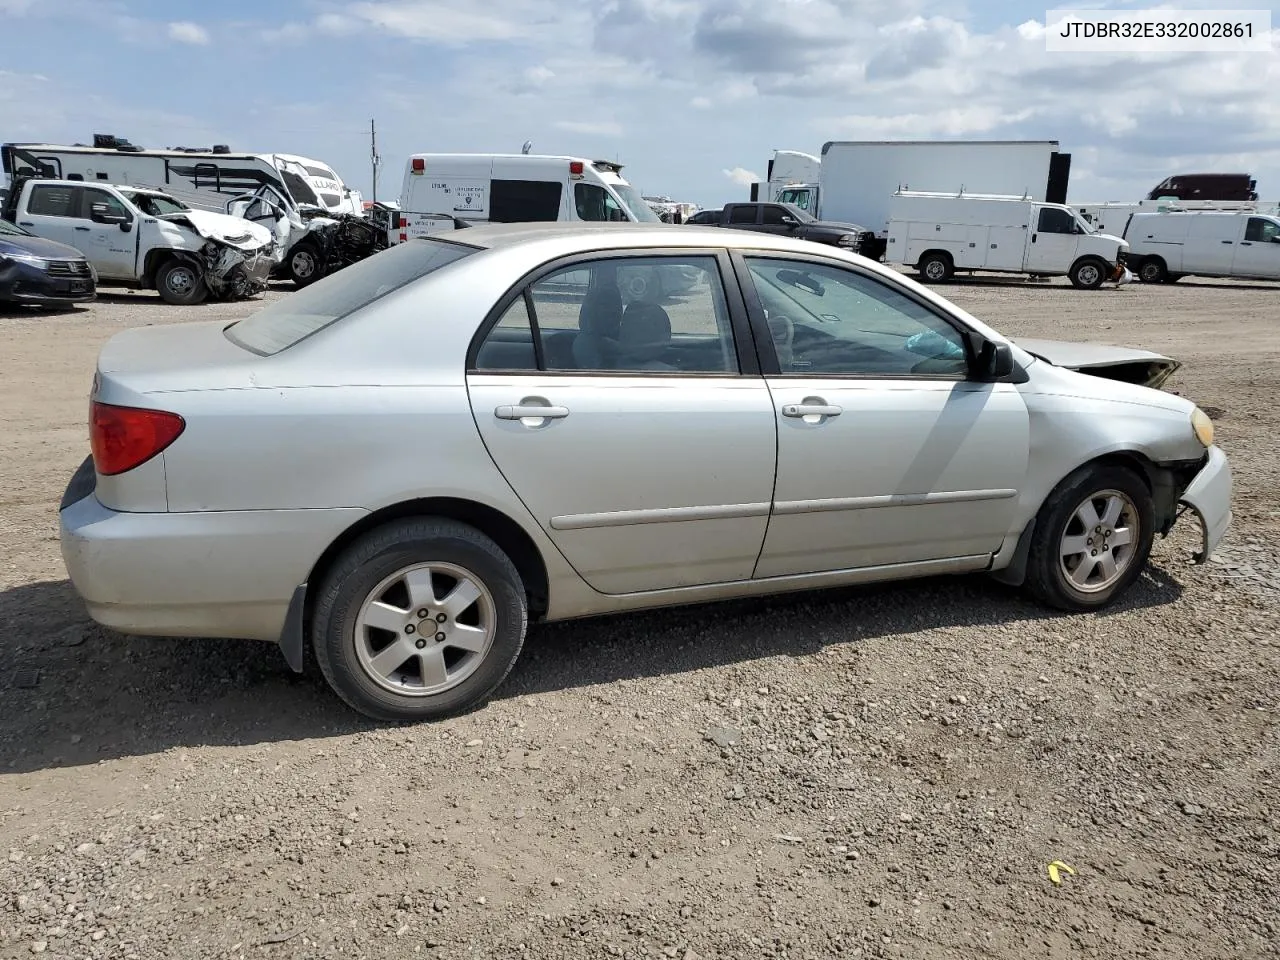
[94,320,261,403]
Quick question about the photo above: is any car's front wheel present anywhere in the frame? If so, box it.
[1024,464,1155,611]
[311,519,528,721]
[156,259,208,306]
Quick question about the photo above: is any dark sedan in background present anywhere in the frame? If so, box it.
[0,219,96,307]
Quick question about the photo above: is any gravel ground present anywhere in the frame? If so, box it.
[1,276,1277,960]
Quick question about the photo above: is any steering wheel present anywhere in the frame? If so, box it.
[766,314,795,370]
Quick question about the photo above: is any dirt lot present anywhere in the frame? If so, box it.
[1,276,1277,960]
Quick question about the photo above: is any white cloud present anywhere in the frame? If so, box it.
[167,21,209,45]
[690,96,712,109]
[525,65,555,85]
[348,0,581,44]
[723,167,760,186]
[554,119,624,137]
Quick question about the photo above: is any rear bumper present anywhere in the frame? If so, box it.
[59,486,366,642]
[1177,445,1232,562]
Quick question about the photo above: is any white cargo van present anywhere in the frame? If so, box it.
[392,154,662,242]
[1124,211,1280,283]
[886,191,1128,289]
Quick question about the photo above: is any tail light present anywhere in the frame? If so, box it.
[90,401,185,476]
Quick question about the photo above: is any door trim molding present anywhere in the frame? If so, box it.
[774,488,1017,516]
[551,501,772,531]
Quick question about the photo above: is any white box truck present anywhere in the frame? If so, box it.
[765,141,1072,261]
[391,154,662,243]
[1123,211,1280,283]
[886,191,1128,289]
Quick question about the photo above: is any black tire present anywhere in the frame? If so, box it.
[288,242,324,288]
[311,518,528,722]
[917,252,954,283]
[1068,257,1108,290]
[1164,273,1184,284]
[1024,464,1156,612]
[1137,257,1167,284]
[155,259,207,306]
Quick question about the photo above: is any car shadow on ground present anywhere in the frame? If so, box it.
[0,302,91,317]
[0,568,1183,774]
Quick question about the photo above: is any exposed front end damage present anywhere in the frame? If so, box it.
[295,210,387,278]
[1014,337,1181,390]
[148,212,275,302]
[1177,445,1233,563]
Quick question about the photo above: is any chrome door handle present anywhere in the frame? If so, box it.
[495,404,569,421]
[782,403,842,418]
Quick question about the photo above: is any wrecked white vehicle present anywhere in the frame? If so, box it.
[227,184,387,288]
[1,178,274,305]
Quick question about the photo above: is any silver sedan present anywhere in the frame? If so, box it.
[60,223,1232,720]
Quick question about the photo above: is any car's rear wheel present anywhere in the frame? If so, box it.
[917,252,954,283]
[1137,257,1168,284]
[156,259,207,306]
[311,519,528,721]
[1024,464,1155,611]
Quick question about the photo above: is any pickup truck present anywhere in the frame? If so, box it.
[685,202,875,254]
[1,177,276,305]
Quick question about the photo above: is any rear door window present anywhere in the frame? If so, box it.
[490,180,562,222]
[729,206,756,225]
[27,185,77,217]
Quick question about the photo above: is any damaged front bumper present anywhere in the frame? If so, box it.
[1176,445,1232,563]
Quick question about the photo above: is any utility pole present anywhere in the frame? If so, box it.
[370,118,380,202]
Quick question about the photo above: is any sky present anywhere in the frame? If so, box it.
[0,0,1277,210]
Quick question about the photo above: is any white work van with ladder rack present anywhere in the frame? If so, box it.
[886,191,1128,289]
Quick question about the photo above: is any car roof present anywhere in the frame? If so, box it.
[443,222,852,258]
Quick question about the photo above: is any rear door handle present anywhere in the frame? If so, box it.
[1221,240,1233,244]
[495,404,569,421]
[75,226,91,232]
[782,403,842,419]
[18,221,33,227]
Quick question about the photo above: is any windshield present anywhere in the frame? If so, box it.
[226,238,477,355]
[120,190,189,216]
[610,183,663,223]
[0,218,32,237]
[280,169,322,207]
[777,188,814,213]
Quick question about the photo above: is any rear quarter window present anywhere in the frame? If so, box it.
[225,239,477,356]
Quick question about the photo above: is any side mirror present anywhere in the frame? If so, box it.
[780,215,797,227]
[977,340,1015,379]
[90,202,131,227]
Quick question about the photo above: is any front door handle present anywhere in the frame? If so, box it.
[18,221,33,227]
[1221,240,1233,244]
[1240,241,1253,246]
[495,403,569,421]
[782,402,842,419]
[75,226,91,232]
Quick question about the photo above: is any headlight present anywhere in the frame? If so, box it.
[836,234,857,247]
[1191,407,1215,447]
[2,252,51,269]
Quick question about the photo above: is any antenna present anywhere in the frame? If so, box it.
[370,118,381,203]
[521,140,533,155]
